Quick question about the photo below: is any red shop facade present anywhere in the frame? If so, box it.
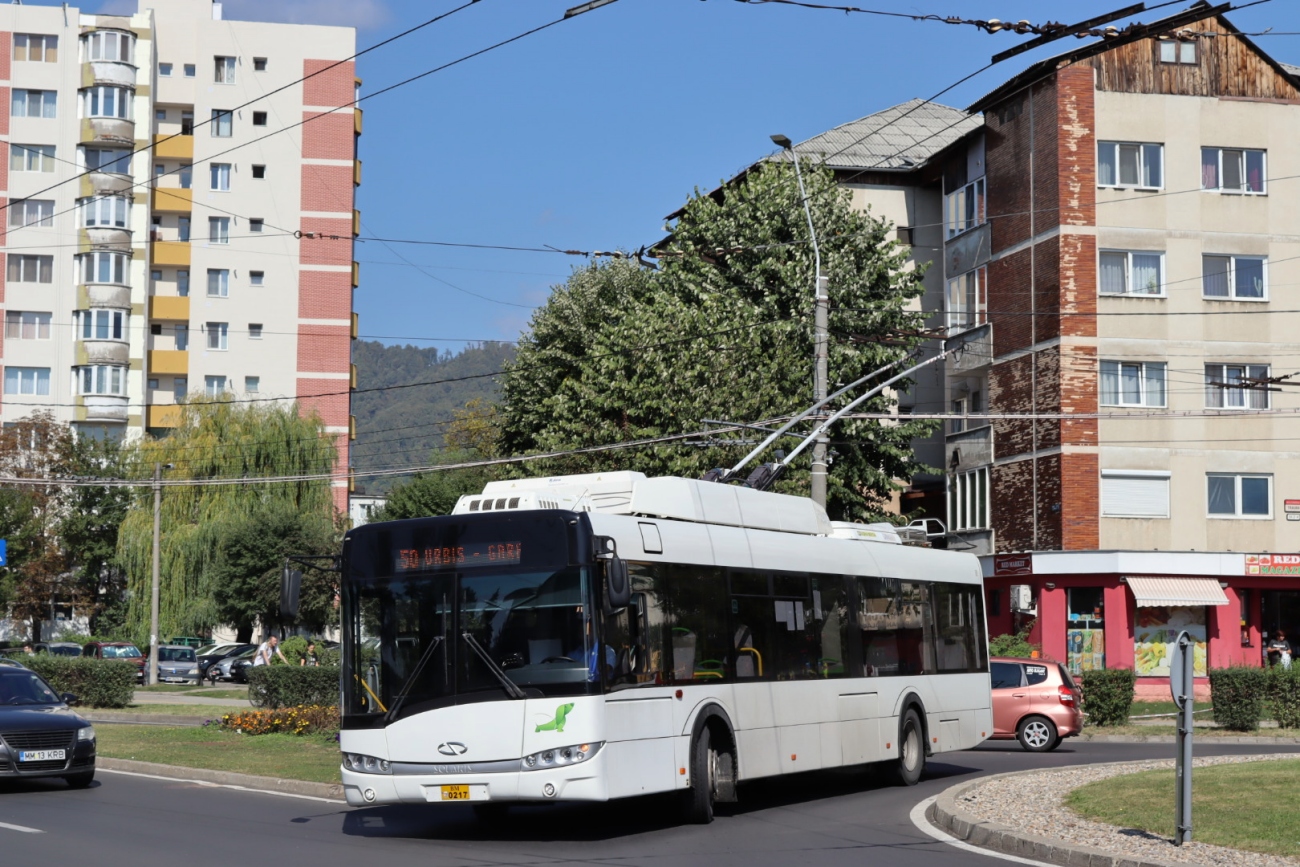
[980,551,1300,699]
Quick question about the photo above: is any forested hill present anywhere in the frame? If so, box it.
[351,340,516,492]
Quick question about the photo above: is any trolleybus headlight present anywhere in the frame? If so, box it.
[343,752,392,774]
[520,742,602,771]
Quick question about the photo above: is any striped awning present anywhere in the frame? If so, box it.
[1126,576,1229,607]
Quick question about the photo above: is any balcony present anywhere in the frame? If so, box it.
[79,171,133,198]
[152,187,192,213]
[80,117,134,147]
[354,108,363,135]
[79,396,128,423]
[80,226,132,252]
[79,283,131,309]
[153,134,193,160]
[148,349,188,376]
[81,60,135,88]
[152,240,190,267]
[75,340,130,366]
[151,296,189,321]
[147,404,182,428]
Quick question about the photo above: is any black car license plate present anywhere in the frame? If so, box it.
[19,749,66,762]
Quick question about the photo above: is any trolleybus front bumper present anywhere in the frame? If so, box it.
[341,748,609,806]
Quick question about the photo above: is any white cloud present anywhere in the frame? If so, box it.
[198,0,391,29]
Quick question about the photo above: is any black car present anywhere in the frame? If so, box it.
[200,644,256,683]
[0,660,96,788]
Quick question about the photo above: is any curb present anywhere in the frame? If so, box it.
[1079,734,1300,745]
[97,757,344,801]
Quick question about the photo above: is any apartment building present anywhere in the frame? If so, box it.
[0,0,358,511]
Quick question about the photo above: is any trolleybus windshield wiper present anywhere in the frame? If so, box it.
[460,632,526,700]
[384,635,443,724]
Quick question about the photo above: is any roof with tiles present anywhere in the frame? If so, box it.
[776,98,981,172]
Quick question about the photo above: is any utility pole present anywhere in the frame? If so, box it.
[771,134,829,508]
[149,462,161,686]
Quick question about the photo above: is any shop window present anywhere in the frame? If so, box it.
[1135,607,1207,676]
[1066,587,1105,676]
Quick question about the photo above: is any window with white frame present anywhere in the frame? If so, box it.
[210,163,231,190]
[80,85,132,119]
[946,266,987,332]
[208,217,230,244]
[945,177,985,238]
[175,324,188,351]
[77,251,129,284]
[204,375,227,396]
[75,364,126,396]
[1101,470,1170,518]
[14,34,58,62]
[159,62,172,77]
[7,255,53,283]
[1100,360,1166,407]
[1205,363,1270,409]
[75,309,125,341]
[249,218,264,233]
[177,216,191,241]
[1099,250,1163,296]
[1203,254,1266,300]
[206,322,228,350]
[8,199,53,228]
[214,56,236,83]
[207,269,229,297]
[10,144,56,173]
[174,377,188,398]
[950,398,966,435]
[82,147,130,174]
[948,467,989,531]
[249,270,264,286]
[183,63,196,77]
[79,196,130,228]
[248,323,263,339]
[1202,147,1265,194]
[12,89,57,118]
[1158,39,1197,64]
[177,270,190,297]
[1208,473,1271,518]
[211,109,232,137]
[5,311,51,340]
[4,367,50,396]
[81,30,133,62]
[1097,141,1162,189]
[244,376,260,393]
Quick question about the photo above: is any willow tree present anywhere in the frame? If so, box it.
[118,398,340,643]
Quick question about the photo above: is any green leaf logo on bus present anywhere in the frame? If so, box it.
[535,703,575,733]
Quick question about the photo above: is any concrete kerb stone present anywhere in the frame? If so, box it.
[1081,734,1300,745]
[928,762,1198,867]
[97,757,344,801]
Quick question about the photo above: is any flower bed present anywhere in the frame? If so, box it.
[215,704,339,736]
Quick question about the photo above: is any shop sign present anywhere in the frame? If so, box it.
[1245,554,1300,575]
[1285,500,1300,513]
[994,554,1033,577]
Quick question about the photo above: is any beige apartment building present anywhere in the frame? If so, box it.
[0,0,358,510]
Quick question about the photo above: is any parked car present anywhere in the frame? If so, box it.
[153,645,200,684]
[198,644,255,682]
[0,659,96,788]
[44,643,83,658]
[230,654,257,684]
[82,641,146,684]
[989,657,1083,752]
[208,647,257,683]
[169,636,206,649]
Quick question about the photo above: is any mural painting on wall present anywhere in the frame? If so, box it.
[1067,629,1104,676]
[1134,607,1207,676]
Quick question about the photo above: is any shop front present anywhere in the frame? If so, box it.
[981,551,1300,699]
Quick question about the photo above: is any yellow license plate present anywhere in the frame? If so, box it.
[440,785,470,801]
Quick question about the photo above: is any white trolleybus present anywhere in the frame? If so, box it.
[339,472,991,822]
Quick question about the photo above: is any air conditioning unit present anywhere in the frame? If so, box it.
[1011,584,1034,612]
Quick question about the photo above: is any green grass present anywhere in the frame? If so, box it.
[85,703,249,716]
[187,689,249,701]
[96,724,341,784]
[1067,759,1300,857]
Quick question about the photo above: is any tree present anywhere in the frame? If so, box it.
[116,398,340,644]
[373,449,496,522]
[499,161,935,521]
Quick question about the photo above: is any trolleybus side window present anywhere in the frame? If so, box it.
[933,582,988,673]
[856,576,936,676]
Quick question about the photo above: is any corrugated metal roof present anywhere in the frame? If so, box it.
[1126,576,1229,607]
[775,99,981,172]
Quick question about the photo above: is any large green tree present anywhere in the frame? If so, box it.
[499,161,934,521]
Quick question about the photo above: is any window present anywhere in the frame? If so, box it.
[183,63,196,77]
[177,270,190,297]
[932,583,987,673]
[252,111,267,126]
[159,62,172,76]
[207,269,229,297]
[155,108,167,122]
[1159,39,1197,64]
[78,251,129,284]
[4,367,50,396]
[251,164,266,179]
[174,378,188,399]
[5,311,51,340]
[1208,473,1271,518]
[148,378,159,389]
[153,164,165,185]
[991,661,1023,689]
[178,216,190,242]
[82,147,130,174]
[179,165,193,189]
[210,162,231,191]
[1203,254,1266,300]
[211,109,233,137]
[950,398,966,435]
[11,144,56,173]
[245,376,260,393]
[150,324,162,336]
[249,323,263,339]
[14,34,58,63]
[7,255,53,283]
[208,217,230,244]
[1202,147,1265,194]
[175,325,188,351]
[75,365,126,396]
[1101,470,1170,518]
[1099,250,1163,296]
[81,86,132,120]
[249,219,264,233]
[945,177,985,238]
[180,111,194,135]
[857,577,939,677]
[948,467,989,531]
[12,90,57,118]
[249,270,264,286]
[75,309,126,341]
[1100,361,1166,407]
[1205,363,1270,409]
[80,196,130,228]
[82,30,133,62]
[204,375,227,395]
[946,266,987,332]
[206,322,228,350]
[253,57,267,71]
[1097,141,1162,189]
[214,56,236,84]
[8,199,54,228]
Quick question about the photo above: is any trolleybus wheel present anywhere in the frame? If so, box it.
[891,708,925,786]
[681,726,718,824]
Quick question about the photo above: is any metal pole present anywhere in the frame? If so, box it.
[1171,629,1194,845]
[149,462,161,687]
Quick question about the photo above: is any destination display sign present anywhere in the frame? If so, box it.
[396,542,523,572]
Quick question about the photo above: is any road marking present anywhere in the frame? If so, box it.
[909,795,1053,867]
[0,821,45,834]
[98,768,344,804]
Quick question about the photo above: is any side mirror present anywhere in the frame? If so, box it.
[62,693,79,706]
[280,565,302,620]
[605,557,631,613]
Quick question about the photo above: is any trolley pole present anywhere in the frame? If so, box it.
[1171,630,1194,844]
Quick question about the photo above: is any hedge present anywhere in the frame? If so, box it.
[1266,665,1300,730]
[1080,668,1135,726]
[1209,666,1268,731]
[245,664,340,709]
[24,656,137,708]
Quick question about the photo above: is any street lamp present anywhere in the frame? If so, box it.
[771,133,830,508]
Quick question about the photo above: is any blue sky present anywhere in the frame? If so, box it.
[41,1,1300,348]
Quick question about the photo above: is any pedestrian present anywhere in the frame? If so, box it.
[1266,630,1292,669]
[253,635,288,667]
[300,641,319,667]
[21,643,33,656]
